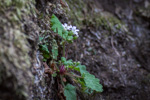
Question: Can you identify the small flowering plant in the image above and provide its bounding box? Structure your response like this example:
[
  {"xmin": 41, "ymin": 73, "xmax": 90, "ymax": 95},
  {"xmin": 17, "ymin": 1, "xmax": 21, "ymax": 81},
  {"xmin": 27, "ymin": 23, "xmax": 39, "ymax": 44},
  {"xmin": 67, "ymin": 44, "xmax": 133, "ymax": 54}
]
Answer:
[{"xmin": 39, "ymin": 14, "xmax": 103, "ymax": 100}]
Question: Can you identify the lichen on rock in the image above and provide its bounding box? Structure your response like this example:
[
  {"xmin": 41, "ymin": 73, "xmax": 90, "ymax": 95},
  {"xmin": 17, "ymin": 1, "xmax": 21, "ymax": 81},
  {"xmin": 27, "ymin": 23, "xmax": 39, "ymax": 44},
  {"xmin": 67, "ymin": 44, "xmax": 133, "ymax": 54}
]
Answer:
[{"xmin": 0, "ymin": 0, "xmax": 36, "ymax": 99}]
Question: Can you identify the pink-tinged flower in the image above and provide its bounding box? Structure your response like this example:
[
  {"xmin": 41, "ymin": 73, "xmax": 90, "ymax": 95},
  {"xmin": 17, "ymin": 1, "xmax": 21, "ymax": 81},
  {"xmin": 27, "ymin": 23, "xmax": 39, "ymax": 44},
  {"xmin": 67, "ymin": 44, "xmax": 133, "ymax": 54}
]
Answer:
[{"xmin": 59, "ymin": 65, "xmax": 66, "ymax": 75}]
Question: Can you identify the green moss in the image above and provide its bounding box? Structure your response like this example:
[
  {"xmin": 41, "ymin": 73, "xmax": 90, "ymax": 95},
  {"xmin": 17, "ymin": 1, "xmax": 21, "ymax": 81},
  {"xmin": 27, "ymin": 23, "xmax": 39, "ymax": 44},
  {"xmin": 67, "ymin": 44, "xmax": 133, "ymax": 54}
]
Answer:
[
  {"xmin": 65, "ymin": 0, "xmax": 86, "ymax": 27},
  {"xmin": 65, "ymin": 0, "xmax": 127, "ymax": 34},
  {"xmin": 0, "ymin": 0, "xmax": 36, "ymax": 99},
  {"xmin": 0, "ymin": 0, "xmax": 35, "ymax": 22}
]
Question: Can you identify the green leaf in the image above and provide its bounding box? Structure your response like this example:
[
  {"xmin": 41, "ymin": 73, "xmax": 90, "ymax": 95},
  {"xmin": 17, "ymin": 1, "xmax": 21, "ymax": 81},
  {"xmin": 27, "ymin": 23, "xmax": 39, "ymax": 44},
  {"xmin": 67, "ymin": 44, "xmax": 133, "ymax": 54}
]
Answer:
[
  {"xmin": 64, "ymin": 60, "xmax": 73, "ymax": 66},
  {"xmin": 76, "ymin": 78, "xmax": 86, "ymax": 88},
  {"xmin": 40, "ymin": 44, "xmax": 49, "ymax": 53},
  {"xmin": 62, "ymin": 30, "xmax": 68, "ymax": 40},
  {"xmin": 67, "ymin": 36, "xmax": 73, "ymax": 41},
  {"xmin": 43, "ymin": 58, "xmax": 47, "ymax": 62},
  {"xmin": 61, "ymin": 57, "xmax": 66, "ymax": 62},
  {"xmin": 74, "ymin": 64, "xmax": 103, "ymax": 93},
  {"xmin": 73, "ymin": 36, "xmax": 78, "ymax": 40},
  {"xmin": 68, "ymin": 31, "xmax": 74, "ymax": 36},
  {"xmin": 50, "ymin": 14, "xmax": 64, "ymax": 36},
  {"xmin": 75, "ymin": 65, "xmax": 87, "ymax": 75},
  {"xmin": 52, "ymin": 40, "xmax": 58, "ymax": 60},
  {"xmin": 39, "ymin": 44, "xmax": 50, "ymax": 60},
  {"xmin": 64, "ymin": 84, "xmax": 76, "ymax": 100},
  {"xmin": 83, "ymin": 73, "xmax": 103, "ymax": 92},
  {"xmin": 84, "ymin": 88, "xmax": 94, "ymax": 94},
  {"xmin": 61, "ymin": 57, "xmax": 73, "ymax": 66},
  {"xmin": 68, "ymin": 65, "xmax": 74, "ymax": 69},
  {"xmin": 42, "ymin": 52, "xmax": 50, "ymax": 60}
]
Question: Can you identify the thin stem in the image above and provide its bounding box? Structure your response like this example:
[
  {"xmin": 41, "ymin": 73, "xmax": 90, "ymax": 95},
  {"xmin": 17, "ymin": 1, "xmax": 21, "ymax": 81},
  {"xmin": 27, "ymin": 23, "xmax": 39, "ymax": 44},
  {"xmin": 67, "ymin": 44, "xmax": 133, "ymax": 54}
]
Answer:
[
  {"xmin": 66, "ymin": 73, "xmax": 83, "ymax": 78},
  {"xmin": 63, "ymin": 41, "xmax": 66, "ymax": 57},
  {"xmin": 60, "ymin": 75, "xmax": 65, "ymax": 87}
]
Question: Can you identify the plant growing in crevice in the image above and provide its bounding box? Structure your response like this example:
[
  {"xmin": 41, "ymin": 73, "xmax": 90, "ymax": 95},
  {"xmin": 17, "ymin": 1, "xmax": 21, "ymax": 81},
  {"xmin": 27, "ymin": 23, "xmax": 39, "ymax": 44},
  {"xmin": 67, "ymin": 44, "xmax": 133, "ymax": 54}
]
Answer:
[{"xmin": 39, "ymin": 14, "xmax": 103, "ymax": 100}]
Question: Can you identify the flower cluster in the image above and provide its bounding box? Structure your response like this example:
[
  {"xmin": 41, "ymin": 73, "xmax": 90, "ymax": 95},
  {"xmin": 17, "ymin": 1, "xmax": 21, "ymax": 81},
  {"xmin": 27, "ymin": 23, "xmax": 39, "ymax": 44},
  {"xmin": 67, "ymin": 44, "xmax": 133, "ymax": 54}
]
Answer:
[{"xmin": 62, "ymin": 23, "xmax": 79, "ymax": 37}]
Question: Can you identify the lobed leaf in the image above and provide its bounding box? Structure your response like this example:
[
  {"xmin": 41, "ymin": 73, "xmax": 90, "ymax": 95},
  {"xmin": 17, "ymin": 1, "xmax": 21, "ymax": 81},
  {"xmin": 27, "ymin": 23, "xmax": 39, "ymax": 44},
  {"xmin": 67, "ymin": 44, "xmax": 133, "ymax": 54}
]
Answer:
[
  {"xmin": 50, "ymin": 14, "xmax": 74, "ymax": 41},
  {"xmin": 64, "ymin": 84, "xmax": 76, "ymax": 100},
  {"xmin": 74, "ymin": 65, "xmax": 87, "ymax": 75},
  {"xmin": 83, "ymin": 73, "xmax": 103, "ymax": 92},
  {"xmin": 39, "ymin": 44, "xmax": 50, "ymax": 60},
  {"xmin": 50, "ymin": 14, "xmax": 64, "ymax": 36},
  {"xmin": 61, "ymin": 57, "xmax": 66, "ymax": 62},
  {"xmin": 40, "ymin": 44, "xmax": 49, "ymax": 53}
]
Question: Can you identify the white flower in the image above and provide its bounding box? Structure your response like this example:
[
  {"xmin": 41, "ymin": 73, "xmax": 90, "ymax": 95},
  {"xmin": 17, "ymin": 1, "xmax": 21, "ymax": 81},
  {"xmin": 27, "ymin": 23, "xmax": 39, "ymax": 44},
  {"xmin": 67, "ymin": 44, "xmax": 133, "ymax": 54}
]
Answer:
[
  {"xmin": 71, "ymin": 26, "xmax": 79, "ymax": 37},
  {"xmin": 62, "ymin": 23, "xmax": 79, "ymax": 37},
  {"xmin": 62, "ymin": 23, "xmax": 72, "ymax": 30},
  {"xmin": 68, "ymin": 25, "xmax": 72, "ymax": 30}
]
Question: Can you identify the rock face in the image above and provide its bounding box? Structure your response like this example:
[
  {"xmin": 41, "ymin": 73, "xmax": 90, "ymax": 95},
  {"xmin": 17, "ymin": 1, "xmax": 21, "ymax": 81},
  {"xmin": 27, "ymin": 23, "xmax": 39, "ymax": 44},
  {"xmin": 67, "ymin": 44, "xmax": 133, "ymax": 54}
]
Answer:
[
  {"xmin": 0, "ymin": 0, "xmax": 150, "ymax": 100},
  {"xmin": 66, "ymin": 0, "xmax": 150, "ymax": 100},
  {"xmin": 0, "ymin": 0, "xmax": 35, "ymax": 100}
]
